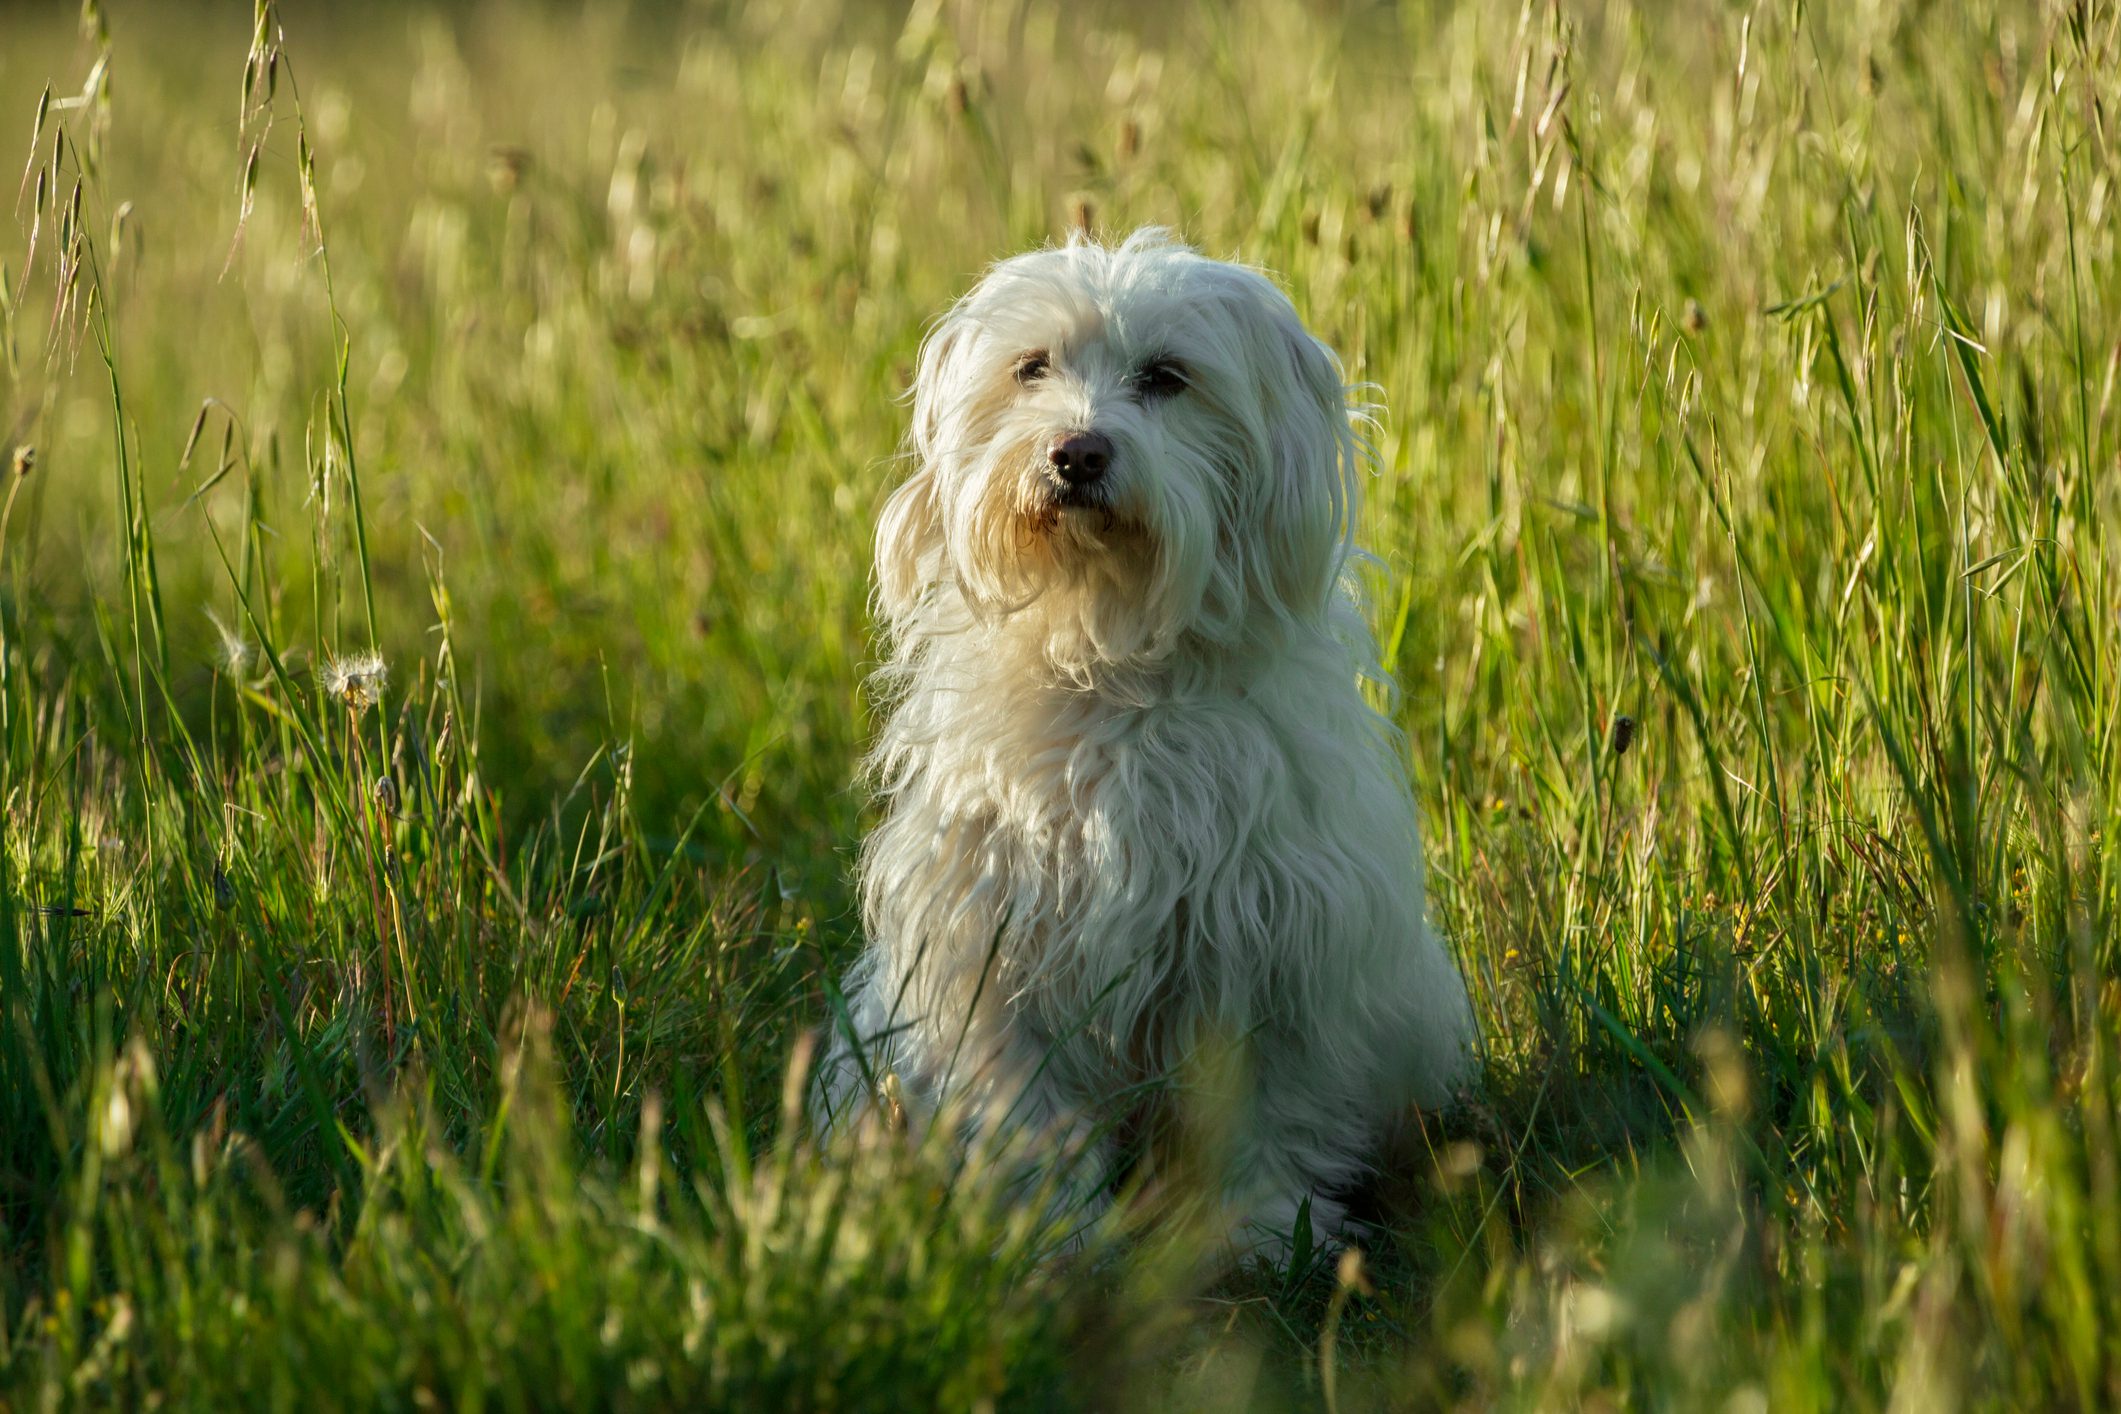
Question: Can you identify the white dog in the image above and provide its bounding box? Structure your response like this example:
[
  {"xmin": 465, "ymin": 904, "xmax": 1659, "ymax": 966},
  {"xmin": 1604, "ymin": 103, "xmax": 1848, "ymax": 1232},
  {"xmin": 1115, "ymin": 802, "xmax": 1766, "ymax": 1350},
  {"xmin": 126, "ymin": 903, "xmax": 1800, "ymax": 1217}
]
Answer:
[{"xmin": 816, "ymin": 228, "xmax": 1474, "ymax": 1257}]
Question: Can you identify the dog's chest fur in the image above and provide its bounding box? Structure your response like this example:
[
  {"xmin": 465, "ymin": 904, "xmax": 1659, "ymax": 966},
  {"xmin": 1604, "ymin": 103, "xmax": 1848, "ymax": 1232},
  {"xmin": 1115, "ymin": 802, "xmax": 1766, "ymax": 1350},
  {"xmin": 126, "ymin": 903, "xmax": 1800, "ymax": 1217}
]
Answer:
[{"xmin": 863, "ymin": 624, "xmax": 1417, "ymax": 1085}]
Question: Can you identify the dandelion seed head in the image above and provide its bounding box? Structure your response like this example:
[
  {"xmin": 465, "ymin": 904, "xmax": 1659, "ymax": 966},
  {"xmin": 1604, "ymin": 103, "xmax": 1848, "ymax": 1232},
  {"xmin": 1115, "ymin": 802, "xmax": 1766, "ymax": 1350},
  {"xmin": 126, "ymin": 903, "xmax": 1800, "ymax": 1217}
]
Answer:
[
  {"xmin": 206, "ymin": 608, "xmax": 253, "ymax": 678},
  {"xmin": 321, "ymin": 649, "xmax": 388, "ymax": 710}
]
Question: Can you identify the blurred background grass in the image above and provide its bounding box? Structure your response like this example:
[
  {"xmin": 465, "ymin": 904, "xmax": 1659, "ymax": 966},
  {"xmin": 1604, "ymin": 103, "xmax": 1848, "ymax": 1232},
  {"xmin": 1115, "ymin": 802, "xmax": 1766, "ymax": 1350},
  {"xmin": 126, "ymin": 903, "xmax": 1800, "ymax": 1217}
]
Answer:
[{"xmin": 2, "ymin": 0, "xmax": 2118, "ymax": 1407}]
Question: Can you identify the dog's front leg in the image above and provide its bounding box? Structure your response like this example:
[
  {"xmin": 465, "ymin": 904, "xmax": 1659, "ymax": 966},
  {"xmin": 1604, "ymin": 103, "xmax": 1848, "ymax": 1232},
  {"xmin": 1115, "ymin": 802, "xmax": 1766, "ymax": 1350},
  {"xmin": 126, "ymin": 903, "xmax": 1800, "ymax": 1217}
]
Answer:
[{"xmin": 1217, "ymin": 1053, "xmax": 1378, "ymax": 1264}]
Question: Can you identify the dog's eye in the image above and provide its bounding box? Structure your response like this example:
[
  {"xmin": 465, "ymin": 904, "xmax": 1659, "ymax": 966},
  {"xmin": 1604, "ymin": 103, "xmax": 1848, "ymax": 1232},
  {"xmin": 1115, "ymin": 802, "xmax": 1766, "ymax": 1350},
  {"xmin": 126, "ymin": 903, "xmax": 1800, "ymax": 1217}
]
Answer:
[
  {"xmin": 1132, "ymin": 358, "xmax": 1187, "ymax": 400},
  {"xmin": 1014, "ymin": 350, "xmax": 1051, "ymax": 385}
]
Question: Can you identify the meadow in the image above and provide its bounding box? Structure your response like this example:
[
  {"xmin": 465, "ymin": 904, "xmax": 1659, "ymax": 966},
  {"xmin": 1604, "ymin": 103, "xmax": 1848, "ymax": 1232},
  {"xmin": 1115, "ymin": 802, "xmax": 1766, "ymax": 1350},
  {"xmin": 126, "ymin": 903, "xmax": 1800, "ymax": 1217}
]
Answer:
[{"xmin": 1, "ymin": 0, "xmax": 2117, "ymax": 1406}]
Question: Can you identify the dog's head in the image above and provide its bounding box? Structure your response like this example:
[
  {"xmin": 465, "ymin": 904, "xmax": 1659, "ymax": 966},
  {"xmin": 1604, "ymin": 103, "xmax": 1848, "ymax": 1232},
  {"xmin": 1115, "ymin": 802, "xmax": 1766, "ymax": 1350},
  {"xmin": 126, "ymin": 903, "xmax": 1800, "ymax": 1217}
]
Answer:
[{"xmin": 878, "ymin": 228, "xmax": 1361, "ymax": 668}]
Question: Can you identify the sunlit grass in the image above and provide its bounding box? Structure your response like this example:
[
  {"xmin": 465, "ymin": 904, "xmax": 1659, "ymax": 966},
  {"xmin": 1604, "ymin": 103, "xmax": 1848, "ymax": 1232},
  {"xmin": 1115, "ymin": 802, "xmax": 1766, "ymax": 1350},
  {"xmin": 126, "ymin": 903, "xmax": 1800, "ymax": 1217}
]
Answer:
[{"xmin": 2, "ymin": 0, "xmax": 2117, "ymax": 1406}]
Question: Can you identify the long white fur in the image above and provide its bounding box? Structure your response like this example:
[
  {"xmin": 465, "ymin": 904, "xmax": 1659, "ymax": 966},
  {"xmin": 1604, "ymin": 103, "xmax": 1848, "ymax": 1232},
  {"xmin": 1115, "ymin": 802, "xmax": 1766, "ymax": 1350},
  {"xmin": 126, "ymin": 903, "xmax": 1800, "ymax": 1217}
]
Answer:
[{"xmin": 816, "ymin": 227, "xmax": 1475, "ymax": 1255}]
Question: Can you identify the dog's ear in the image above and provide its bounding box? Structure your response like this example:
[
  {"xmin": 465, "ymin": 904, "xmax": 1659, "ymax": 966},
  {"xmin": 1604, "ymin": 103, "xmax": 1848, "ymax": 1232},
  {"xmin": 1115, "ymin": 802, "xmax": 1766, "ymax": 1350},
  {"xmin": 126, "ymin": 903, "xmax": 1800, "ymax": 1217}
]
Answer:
[
  {"xmin": 1254, "ymin": 309, "xmax": 1357, "ymax": 622},
  {"xmin": 875, "ymin": 465, "xmax": 940, "ymax": 624},
  {"xmin": 875, "ymin": 314, "xmax": 968, "ymax": 623}
]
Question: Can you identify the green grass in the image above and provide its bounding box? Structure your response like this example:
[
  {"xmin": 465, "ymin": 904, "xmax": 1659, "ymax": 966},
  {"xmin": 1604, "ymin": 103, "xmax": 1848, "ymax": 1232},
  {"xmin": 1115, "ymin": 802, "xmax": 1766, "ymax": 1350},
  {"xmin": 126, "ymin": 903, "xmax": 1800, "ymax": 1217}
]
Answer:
[{"xmin": 2, "ymin": 0, "xmax": 2117, "ymax": 1406}]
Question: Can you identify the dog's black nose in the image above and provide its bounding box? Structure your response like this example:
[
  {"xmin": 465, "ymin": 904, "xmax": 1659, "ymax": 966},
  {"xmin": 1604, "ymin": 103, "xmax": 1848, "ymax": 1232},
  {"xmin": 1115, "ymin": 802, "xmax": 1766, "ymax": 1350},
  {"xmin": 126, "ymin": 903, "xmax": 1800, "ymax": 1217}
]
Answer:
[{"xmin": 1047, "ymin": 431, "xmax": 1113, "ymax": 487}]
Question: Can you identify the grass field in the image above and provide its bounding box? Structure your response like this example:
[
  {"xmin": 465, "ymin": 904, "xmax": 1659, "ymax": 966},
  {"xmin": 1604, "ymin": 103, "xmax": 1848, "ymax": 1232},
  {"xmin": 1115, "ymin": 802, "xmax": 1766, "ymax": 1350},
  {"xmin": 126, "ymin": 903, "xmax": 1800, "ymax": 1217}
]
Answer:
[{"xmin": 2, "ymin": 0, "xmax": 2118, "ymax": 1406}]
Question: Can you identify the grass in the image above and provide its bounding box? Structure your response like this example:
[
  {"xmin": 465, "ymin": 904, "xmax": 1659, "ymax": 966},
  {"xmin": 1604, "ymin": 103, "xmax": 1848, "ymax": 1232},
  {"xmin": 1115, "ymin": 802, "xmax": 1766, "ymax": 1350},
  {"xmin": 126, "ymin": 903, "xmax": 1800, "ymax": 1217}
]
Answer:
[{"xmin": 1, "ymin": 0, "xmax": 2117, "ymax": 1406}]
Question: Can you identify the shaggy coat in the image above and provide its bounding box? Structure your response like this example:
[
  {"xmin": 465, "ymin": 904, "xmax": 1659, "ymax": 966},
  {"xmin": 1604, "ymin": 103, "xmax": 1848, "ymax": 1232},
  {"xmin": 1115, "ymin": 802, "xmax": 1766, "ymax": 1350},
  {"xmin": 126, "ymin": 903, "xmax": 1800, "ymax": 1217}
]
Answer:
[{"xmin": 817, "ymin": 229, "xmax": 1474, "ymax": 1254}]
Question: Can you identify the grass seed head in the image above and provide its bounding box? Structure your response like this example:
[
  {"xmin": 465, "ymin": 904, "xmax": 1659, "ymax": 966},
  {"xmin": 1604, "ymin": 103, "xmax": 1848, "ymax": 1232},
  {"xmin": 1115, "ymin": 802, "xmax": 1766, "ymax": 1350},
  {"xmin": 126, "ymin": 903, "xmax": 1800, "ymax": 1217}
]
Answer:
[{"xmin": 1611, "ymin": 713, "xmax": 1637, "ymax": 757}]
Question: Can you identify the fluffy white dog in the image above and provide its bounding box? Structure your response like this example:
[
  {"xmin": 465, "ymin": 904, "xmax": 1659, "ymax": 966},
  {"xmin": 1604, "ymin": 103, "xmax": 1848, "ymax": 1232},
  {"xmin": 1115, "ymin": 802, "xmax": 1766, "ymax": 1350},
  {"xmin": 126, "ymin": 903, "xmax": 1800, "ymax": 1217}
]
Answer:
[{"xmin": 816, "ymin": 228, "xmax": 1474, "ymax": 1257}]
